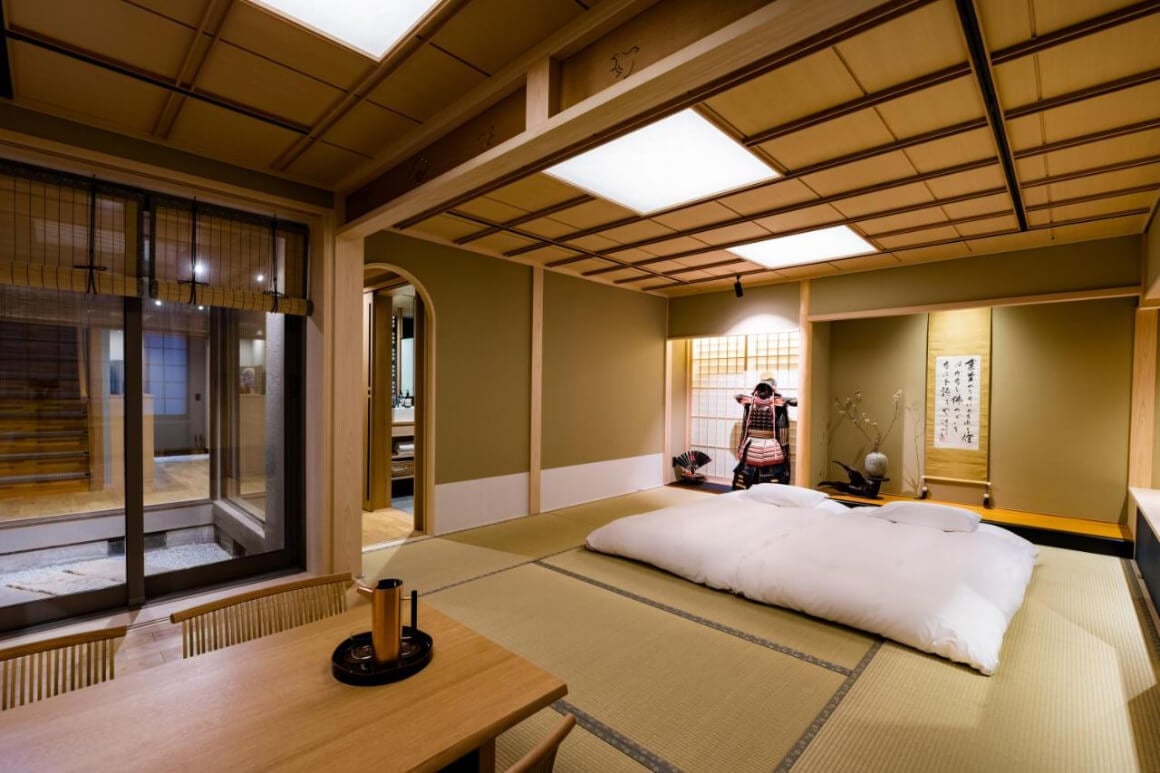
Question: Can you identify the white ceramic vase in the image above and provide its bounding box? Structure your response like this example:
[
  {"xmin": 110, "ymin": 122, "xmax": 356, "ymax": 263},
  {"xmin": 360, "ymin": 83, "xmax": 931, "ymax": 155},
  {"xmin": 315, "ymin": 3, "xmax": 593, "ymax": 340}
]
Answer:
[{"xmin": 864, "ymin": 450, "xmax": 888, "ymax": 479}]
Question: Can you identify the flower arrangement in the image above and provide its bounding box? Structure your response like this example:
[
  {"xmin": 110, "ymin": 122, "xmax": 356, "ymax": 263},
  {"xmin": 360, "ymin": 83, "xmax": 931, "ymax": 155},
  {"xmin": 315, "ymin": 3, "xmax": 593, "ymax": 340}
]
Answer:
[{"xmin": 833, "ymin": 389, "xmax": 903, "ymax": 452}]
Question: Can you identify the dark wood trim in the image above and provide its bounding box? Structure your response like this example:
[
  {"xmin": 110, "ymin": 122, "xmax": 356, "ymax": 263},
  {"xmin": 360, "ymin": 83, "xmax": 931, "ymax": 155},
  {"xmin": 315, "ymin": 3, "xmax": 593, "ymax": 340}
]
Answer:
[
  {"xmin": 991, "ymin": 0, "xmax": 1160, "ymax": 65},
  {"xmin": 1138, "ymin": 510, "xmax": 1160, "ymax": 608},
  {"xmin": 444, "ymin": 208, "xmax": 690, "ymax": 283},
  {"xmin": 124, "ymin": 297, "xmax": 145, "ymax": 607},
  {"xmin": 745, "ymin": 64, "xmax": 971, "ymax": 147},
  {"xmin": 454, "ymin": 194, "xmax": 594, "ymax": 244},
  {"xmin": 0, "ymin": 1, "xmax": 14, "ymax": 100},
  {"xmin": 1006, "ymin": 67, "xmax": 1160, "ymax": 120},
  {"xmin": 5, "ymin": 26, "xmax": 311, "ymax": 135},
  {"xmin": 954, "ymin": 0, "xmax": 1027, "ymax": 231}
]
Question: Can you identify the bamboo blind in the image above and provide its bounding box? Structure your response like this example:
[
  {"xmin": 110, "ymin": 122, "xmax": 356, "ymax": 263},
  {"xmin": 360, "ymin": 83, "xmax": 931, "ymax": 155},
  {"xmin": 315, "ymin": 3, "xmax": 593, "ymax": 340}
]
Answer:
[
  {"xmin": 151, "ymin": 200, "xmax": 309, "ymax": 315},
  {"xmin": 0, "ymin": 626, "xmax": 127, "ymax": 711}
]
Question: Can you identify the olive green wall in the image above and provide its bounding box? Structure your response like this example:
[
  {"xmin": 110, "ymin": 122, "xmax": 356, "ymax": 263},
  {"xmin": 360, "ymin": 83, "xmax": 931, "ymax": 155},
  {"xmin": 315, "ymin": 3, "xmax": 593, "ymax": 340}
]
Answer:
[
  {"xmin": 669, "ymin": 339, "xmax": 690, "ymax": 473},
  {"xmin": 667, "ymin": 281, "xmax": 799, "ymax": 339},
  {"xmin": 808, "ymin": 322, "xmax": 831, "ymax": 488},
  {"xmin": 542, "ymin": 272, "xmax": 667, "ymax": 468},
  {"xmin": 991, "ymin": 298, "xmax": 1135, "ymax": 522},
  {"xmin": 0, "ymin": 104, "xmax": 333, "ymax": 208},
  {"xmin": 811, "ymin": 237, "xmax": 1141, "ymax": 318},
  {"xmin": 364, "ymin": 232, "xmax": 531, "ymax": 484},
  {"xmin": 826, "ymin": 315, "xmax": 928, "ymax": 495},
  {"xmin": 1144, "ymin": 215, "xmax": 1160, "ymax": 299}
]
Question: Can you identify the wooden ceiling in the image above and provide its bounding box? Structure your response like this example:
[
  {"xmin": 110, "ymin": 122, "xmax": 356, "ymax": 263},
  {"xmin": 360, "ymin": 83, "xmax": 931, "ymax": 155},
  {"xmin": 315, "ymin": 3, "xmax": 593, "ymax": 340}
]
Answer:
[{"xmin": 2, "ymin": 0, "xmax": 1159, "ymax": 297}]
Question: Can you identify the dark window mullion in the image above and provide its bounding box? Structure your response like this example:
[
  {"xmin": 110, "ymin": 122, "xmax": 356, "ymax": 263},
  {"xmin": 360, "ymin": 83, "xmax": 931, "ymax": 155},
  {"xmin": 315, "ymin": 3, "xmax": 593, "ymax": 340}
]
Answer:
[{"xmin": 124, "ymin": 296, "xmax": 144, "ymax": 606}]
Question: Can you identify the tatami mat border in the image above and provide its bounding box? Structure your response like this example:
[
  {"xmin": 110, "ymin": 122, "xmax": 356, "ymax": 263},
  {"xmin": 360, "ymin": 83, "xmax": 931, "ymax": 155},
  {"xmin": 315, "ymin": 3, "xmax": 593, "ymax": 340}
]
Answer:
[
  {"xmin": 421, "ymin": 545, "xmax": 580, "ymax": 596},
  {"xmin": 1122, "ymin": 558, "xmax": 1160, "ymax": 659},
  {"xmin": 536, "ymin": 558, "xmax": 855, "ymax": 676},
  {"xmin": 773, "ymin": 641, "xmax": 883, "ymax": 772},
  {"xmin": 551, "ymin": 699, "xmax": 682, "ymax": 773}
]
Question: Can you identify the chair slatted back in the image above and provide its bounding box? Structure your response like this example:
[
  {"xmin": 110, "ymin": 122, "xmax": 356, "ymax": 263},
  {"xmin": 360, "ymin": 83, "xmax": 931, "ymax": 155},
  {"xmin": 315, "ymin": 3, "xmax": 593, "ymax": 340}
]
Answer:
[
  {"xmin": 508, "ymin": 714, "xmax": 576, "ymax": 773},
  {"xmin": 0, "ymin": 626, "xmax": 127, "ymax": 711},
  {"xmin": 170, "ymin": 573, "xmax": 352, "ymax": 659}
]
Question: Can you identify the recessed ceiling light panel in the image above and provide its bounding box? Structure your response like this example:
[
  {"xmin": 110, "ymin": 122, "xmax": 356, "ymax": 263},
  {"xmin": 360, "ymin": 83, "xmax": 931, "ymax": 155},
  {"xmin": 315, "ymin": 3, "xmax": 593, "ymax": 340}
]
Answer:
[
  {"xmin": 249, "ymin": 0, "xmax": 440, "ymax": 59},
  {"xmin": 544, "ymin": 110, "xmax": 779, "ymax": 215},
  {"xmin": 727, "ymin": 225, "xmax": 877, "ymax": 269}
]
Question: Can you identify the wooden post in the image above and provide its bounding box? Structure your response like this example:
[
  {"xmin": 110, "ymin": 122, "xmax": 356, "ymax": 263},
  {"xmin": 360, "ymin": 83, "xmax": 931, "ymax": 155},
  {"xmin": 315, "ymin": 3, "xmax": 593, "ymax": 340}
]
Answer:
[{"xmin": 1129, "ymin": 307, "xmax": 1158, "ymax": 539}]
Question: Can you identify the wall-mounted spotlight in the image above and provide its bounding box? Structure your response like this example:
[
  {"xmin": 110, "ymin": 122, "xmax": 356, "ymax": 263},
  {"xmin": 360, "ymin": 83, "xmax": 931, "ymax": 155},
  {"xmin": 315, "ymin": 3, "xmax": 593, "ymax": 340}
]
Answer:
[{"xmin": 733, "ymin": 275, "xmax": 743, "ymax": 298}]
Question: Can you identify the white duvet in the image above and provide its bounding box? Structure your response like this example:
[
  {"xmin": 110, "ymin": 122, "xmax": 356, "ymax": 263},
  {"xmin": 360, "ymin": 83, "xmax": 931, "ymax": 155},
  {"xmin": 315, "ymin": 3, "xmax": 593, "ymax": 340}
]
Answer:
[{"xmin": 585, "ymin": 491, "xmax": 1038, "ymax": 674}]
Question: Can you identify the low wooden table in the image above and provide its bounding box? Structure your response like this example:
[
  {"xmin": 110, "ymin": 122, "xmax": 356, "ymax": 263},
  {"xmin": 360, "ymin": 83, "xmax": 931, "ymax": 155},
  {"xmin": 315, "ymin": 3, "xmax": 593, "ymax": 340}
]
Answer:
[{"xmin": 0, "ymin": 603, "xmax": 567, "ymax": 772}]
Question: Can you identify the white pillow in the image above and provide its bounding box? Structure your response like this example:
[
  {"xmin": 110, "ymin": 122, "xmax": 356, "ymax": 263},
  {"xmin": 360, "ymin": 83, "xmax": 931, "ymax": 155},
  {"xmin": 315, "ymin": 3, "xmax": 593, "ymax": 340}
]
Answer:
[
  {"xmin": 814, "ymin": 499, "xmax": 853, "ymax": 515},
  {"xmin": 742, "ymin": 483, "xmax": 827, "ymax": 508},
  {"xmin": 866, "ymin": 501, "xmax": 981, "ymax": 532}
]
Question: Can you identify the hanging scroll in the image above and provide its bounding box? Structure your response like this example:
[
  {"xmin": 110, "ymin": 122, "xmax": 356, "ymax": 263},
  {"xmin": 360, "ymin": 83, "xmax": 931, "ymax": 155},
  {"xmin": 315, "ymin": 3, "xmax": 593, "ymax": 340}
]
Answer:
[
  {"xmin": 934, "ymin": 355, "xmax": 981, "ymax": 450},
  {"xmin": 925, "ymin": 308, "xmax": 991, "ymax": 486}
]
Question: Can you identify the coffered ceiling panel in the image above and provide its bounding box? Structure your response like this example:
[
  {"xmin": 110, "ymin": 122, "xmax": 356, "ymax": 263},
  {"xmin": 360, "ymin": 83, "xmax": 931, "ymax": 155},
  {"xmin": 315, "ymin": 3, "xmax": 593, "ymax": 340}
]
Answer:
[
  {"xmin": 10, "ymin": 42, "xmax": 171, "ymax": 136},
  {"xmin": 516, "ymin": 218, "xmax": 579, "ymax": 240},
  {"xmin": 1047, "ymin": 191, "xmax": 1157, "ymax": 222},
  {"xmin": 752, "ymin": 203, "xmax": 846, "ymax": 234},
  {"xmin": 830, "ymin": 181, "xmax": 935, "ymax": 219},
  {"xmin": 1030, "ymin": 0, "xmax": 1142, "ymax": 34},
  {"xmin": 923, "ymin": 165, "xmax": 1006, "ymax": 199},
  {"xmin": 543, "ymin": 198, "xmax": 635, "ymax": 231},
  {"xmin": 902, "ymin": 127, "xmax": 996, "ymax": 173},
  {"xmin": 196, "ymin": 43, "xmax": 342, "ymax": 125},
  {"xmin": 467, "ymin": 231, "xmax": 542, "ymax": 254},
  {"xmin": 284, "ymin": 141, "xmax": 366, "ymax": 188},
  {"xmin": 367, "ymin": 46, "xmax": 489, "ymax": 123},
  {"xmin": 718, "ymin": 179, "xmax": 821, "ymax": 217},
  {"xmin": 856, "ymin": 206, "xmax": 950, "ymax": 236},
  {"xmin": 1047, "ymin": 212, "xmax": 1147, "ymax": 241},
  {"xmin": 1028, "ymin": 81, "xmax": 1160, "ymax": 144},
  {"xmin": 454, "ymin": 197, "xmax": 529, "ymax": 223},
  {"xmin": 953, "ymin": 213, "xmax": 1018, "ymax": 237},
  {"xmin": 891, "ymin": 241, "xmax": 971, "ymax": 265},
  {"xmin": 8, "ymin": 0, "xmax": 192, "ymax": 78},
  {"xmin": 167, "ymin": 99, "xmax": 301, "ymax": 170},
  {"xmin": 704, "ymin": 49, "xmax": 864, "ymax": 137},
  {"xmin": 694, "ymin": 221, "xmax": 771, "ymax": 247},
  {"xmin": 220, "ymin": 2, "xmax": 371, "ymax": 90},
  {"xmin": 410, "ymin": 214, "xmax": 486, "ymax": 243},
  {"xmin": 323, "ymin": 102, "xmax": 420, "ymax": 157},
  {"xmin": 875, "ymin": 77, "xmax": 986, "ymax": 137},
  {"xmin": 941, "ymin": 192, "xmax": 1014, "ymax": 219},
  {"xmin": 800, "ymin": 151, "xmax": 918, "ymax": 198},
  {"xmin": 876, "ymin": 224, "xmax": 962, "ymax": 250},
  {"xmin": 758, "ymin": 110, "xmax": 896, "ymax": 170},
  {"xmin": 975, "ymin": 0, "xmax": 1032, "ymax": 50},
  {"xmin": 636, "ymin": 236, "xmax": 715, "ymax": 258},
  {"xmin": 431, "ymin": 0, "xmax": 583, "ymax": 75},
  {"xmin": 652, "ymin": 201, "xmax": 746, "ymax": 231},
  {"xmin": 833, "ymin": 0, "xmax": 967, "ymax": 92},
  {"xmin": 126, "ymin": 0, "xmax": 211, "ymax": 28},
  {"xmin": 1034, "ymin": 15, "xmax": 1160, "ymax": 99},
  {"xmin": 598, "ymin": 221, "xmax": 679, "ymax": 245},
  {"xmin": 1044, "ymin": 165, "xmax": 1160, "ymax": 202},
  {"xmin": 1040, "ymin": 129, "xmax": 1160, "ymax": 176},
  {"xmin": 486, "ymin": 175, "xmax": 585, "ymax": 211},
  {"xmin": 992, "ymin": 57, "xmax": 1040, "ymax": 108},
  {"xmin": 518, "ymin": 245, "xmax": 586, "ymax": 266}
]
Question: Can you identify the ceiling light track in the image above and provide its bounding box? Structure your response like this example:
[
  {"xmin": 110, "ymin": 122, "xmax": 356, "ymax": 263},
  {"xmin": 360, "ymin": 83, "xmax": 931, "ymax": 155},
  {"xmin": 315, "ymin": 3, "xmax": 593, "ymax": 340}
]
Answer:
[{"xmin": 954, "ymin": 0, "xmax": 1027, "ymax": 231}]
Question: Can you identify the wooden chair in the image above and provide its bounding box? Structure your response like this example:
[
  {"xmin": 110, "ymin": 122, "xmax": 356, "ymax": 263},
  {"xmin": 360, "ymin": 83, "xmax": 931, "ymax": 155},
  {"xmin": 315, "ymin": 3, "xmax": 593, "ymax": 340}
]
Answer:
[
  {"xmin": 169, "ymin": 573, "xmax": 352, "ymax": 659},
  {"xmin": 1, "ymin": 626, "xmax": 127, "ymax": 711},
  {"xmin": 508, "ymin": 714, "xmax": 576, "ymax": 773}
]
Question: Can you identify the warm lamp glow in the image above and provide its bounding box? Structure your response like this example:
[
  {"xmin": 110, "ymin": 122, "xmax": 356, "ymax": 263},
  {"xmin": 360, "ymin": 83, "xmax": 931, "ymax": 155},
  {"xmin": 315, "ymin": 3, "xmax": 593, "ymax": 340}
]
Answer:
[
  {"xmin": 727, "ymin": 226, "xmax": 877, "ymax": 269},
  {"xmin": 248, "ymin": 0, "xmax": 440, "ymax": 59},
  {"xmin": 544, "ymin": 110, "xmax": 779, "ymax": 214}
]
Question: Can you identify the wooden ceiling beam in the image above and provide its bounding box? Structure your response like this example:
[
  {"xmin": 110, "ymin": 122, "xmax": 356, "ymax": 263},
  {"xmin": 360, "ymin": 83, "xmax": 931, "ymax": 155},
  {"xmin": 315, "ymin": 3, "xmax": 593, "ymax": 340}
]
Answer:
[
  {"xmin": 991, "ymin": 0, "xmax": 1160, "ymax": 65},
  {"xmin": 342, "ymin": 0, "xmax": 937, "ymax": 237},
  {"xmin": 271, "ymin": 0, "xmax": 472, "ymax": 172},
  {"xmin": 953, "ymin": 0, "xmax": 1027, "ymax": 230},
  {"xmin": 152, "ymin": 0, "xmax": 236, "ymax": 139}
]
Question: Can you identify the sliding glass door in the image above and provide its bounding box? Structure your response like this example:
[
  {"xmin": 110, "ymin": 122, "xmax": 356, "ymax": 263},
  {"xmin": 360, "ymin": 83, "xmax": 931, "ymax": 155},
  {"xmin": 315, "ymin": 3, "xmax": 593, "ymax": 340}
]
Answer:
[{"xmin": 0, "ymin": 159, "xmax": 307, "ymax": 632}]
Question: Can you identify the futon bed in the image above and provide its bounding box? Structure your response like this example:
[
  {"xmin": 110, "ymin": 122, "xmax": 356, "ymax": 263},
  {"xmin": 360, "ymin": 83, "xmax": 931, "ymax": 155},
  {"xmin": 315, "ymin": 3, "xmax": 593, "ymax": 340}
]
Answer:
[{"xmin": 585, "ymin": 485, "xmax": 1038, "ymax": 674}]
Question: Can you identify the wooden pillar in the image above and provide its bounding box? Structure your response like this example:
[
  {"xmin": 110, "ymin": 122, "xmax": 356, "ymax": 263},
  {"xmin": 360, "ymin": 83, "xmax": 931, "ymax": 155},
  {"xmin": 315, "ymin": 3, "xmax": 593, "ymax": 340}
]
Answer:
[
  {"xmin": 525, "ymin": 57, "xmax": 560, "ymax": 131},
  {"xmin": 795, "ymin": 281, "xmax": 812, "ymax": 487},
  {"xmin": 529, "ymin": 267, "xmax": 543, "ymax": 514},
  {"xmin": 330, "ymin": 234, "xmax": 364, "ymax": 574},
  {"xmin": 1129, "ymin": 307, "xmax": 1158, "ymax": 539}
]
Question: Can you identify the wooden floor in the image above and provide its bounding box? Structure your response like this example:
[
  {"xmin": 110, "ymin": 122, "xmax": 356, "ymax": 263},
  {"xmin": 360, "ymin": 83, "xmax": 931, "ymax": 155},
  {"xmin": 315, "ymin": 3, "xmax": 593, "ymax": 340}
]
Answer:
[{"xmin": 362, "ymin": 507, "xmax": 415, "ymax": 547}]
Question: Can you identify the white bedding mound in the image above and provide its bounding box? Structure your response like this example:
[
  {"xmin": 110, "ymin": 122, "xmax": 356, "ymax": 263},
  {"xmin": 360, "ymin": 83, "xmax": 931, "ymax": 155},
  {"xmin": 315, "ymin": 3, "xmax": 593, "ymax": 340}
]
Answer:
[{"xmin": 585, "ymin": 491, "xmax": 1038, "ymax": 674}]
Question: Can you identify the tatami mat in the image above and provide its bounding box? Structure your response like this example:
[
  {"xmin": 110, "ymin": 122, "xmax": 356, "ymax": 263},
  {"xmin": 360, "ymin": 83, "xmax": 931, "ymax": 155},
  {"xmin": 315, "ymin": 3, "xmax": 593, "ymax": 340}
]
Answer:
[
  {"xmin": 792, "ymin": 548, "xmax": 1160, "ymax": 773},
  {"xmin": 543, "ymin": 548, "xmax": 875, "ymax": 670},
  {"xmin": 427, "ymin": 563, "xmax": 846, "ymax": 772},
  {"xmin": 361, "ymin": 537, "xmax": 528, "ymax": 594},
  {"xmin": 496, "ymin": 706, "xmax": 651, "ymax": 773}
]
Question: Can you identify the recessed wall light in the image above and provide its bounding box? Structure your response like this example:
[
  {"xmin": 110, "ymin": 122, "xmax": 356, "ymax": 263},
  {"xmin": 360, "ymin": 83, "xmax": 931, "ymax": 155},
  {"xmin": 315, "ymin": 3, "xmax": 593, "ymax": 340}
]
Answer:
[
  {"xmin": 248, "ymin": 0, "xmax": 440, "ymax": 59},
  {"xmin": 727, "ymin": 225, "xmax": 877, "ymax": 269},
  {"xmin": 255, "ymin": 273, "xmax": 265, "ymax": 283},
  {"xmin": 544, "ymin": 109, "xmax": 779, "ymax": 215}
]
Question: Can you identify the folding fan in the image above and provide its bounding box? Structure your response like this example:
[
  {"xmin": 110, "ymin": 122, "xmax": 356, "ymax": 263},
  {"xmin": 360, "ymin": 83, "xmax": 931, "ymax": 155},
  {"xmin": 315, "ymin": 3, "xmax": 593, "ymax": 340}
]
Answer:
[{"xmin": 672, "ymin": 450, "xmax": 712, "ymax": 484}]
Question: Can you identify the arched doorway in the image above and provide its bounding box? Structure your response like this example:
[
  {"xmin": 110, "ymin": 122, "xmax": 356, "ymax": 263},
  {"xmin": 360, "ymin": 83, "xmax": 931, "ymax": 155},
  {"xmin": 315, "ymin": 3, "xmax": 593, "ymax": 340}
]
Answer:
[{"xmin": 360, "ymin": 264, "xmax": 435, "ymax": 547}]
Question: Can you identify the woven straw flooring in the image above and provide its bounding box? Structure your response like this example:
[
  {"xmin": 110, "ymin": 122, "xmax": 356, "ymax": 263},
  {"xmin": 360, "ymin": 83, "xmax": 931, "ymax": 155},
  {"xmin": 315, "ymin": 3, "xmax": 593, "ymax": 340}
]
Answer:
[{"xmin": 362, "ymin": 488, "xmax": 1160, "ymax": 772}]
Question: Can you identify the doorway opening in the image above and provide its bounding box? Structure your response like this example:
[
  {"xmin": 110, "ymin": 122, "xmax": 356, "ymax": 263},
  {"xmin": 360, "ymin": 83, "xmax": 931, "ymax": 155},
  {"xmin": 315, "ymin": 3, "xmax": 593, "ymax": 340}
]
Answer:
[{"xmin": 362, "ymin": 267, "xmax": 426, "ymax": 548}]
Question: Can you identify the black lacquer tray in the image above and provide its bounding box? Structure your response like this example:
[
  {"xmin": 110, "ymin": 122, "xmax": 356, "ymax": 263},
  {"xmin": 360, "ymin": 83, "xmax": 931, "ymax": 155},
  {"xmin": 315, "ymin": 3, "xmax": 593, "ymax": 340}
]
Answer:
[{"xmin": 331, "ymin": 626, "xmax": 434, "ymax": 686}]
